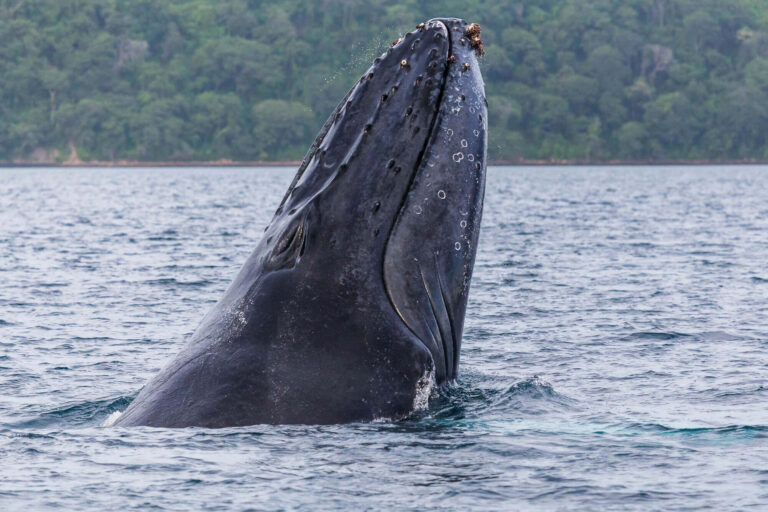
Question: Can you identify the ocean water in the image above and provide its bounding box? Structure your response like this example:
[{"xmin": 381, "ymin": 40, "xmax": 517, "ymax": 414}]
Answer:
[{"xmin": 1, "ymin": 165, "xmax": 766, "ymax": 510}]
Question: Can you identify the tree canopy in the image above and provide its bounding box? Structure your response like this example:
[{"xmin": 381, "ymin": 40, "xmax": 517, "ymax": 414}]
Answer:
[{"xmin": 2, "ymin": 0, "xmax": 768, "ymax": 163}]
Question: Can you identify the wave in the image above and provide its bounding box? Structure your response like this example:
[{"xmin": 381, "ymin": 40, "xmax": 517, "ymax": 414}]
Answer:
[
  {"xmin": 491, "ymin": 376, "xmax": 576, "ymax": 414},
  {"xmin": 145, "ymin": 278, "xmax": 213, "ymax": 287},
  {"xmin": 413, "ymin": 375, "xmax": 576, "ymax": 423},
  {"xmin": 622, "ymin": 331, "xmax": 691, "ymax": 341},
  {"xmin": 8, "ymin": 395, "xmax": 134, "ymax": 429},
  {"xmin": 624, "ymin": 330, "xmax": 750, "ymax": 343},
  {"xmin": 617, "ymin": 422, "xmax": 768, "ymax": 439},
  {"xmin": 714, "ymin": 385, "xmax": 767, "ymax": 399}
]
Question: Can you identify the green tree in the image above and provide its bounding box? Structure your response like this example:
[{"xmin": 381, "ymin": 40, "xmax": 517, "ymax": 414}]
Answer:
[
  {"xmin": 3, "ymin": 0, "xmax": 768, "ymax": 163},
  {"xmin": 252, "ymin": 100, "xmax": 315, "ymax": 160},
  {"xmin": 617, "ymin": 122, "xmax": 649, "ymax": 159},
  {"xmin": 644, "ymin": 92, "xmax": 698, "ymax": 156}
]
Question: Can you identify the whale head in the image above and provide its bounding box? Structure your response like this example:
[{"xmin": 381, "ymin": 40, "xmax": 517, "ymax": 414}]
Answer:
[{"xmin": 251, "ymin": 18, "xmax": 488, "ymax": 385}]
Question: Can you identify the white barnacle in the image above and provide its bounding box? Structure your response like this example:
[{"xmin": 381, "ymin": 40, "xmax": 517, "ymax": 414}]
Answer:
[
  {"xmin": 437, "ymin": 190, "xmax": 446, "ymax": 200},
  {"xmin": 473, "ymin": 129, "xmax": 480, "ymax": 137},
  {"xmin": 454, "ymin": 242, "xmax": 461, "ymax": 251},
  {"xmin": 413, "ymin": 205, "xmax": 423, "ymax": 215},
  {"xmin": 445, "ymin": 128, "xmax": 454, "ymax": 140},
  {"xmin": 467, "ymin": 154, "xmax": 475, "ymax": 162},
  {"xmin": 460, "ymin": 220, "xmax": 468, "ymax": 228},
  {"xmin": 453, "ymin": 152, "xmax": 464, "ymax": 163},
  {"xmin": 461, "ymin": 139, "xmax": 468, "ymax": 148}
]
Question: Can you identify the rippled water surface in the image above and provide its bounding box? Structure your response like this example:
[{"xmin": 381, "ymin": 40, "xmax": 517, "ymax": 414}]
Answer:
[{"xmin": 1, "ymin": 166, "xmax": 767, "ymax": 510}]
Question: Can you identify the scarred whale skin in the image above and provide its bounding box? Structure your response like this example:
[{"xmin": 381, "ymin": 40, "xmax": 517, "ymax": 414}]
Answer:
[{"xmin": 115, "ymin": 18, "xmax": 487, "ymax": 427}]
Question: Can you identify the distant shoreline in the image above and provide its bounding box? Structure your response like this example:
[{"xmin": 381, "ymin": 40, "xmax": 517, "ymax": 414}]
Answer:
[{"xmin": 3, "ymin": 159, "xmax": 768, "ymax": 168}]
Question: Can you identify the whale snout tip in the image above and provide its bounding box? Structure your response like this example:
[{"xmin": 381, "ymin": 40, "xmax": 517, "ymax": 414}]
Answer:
[{"xmin": 420, "ymin": 18, "xmax": 484, "ymax": 58}]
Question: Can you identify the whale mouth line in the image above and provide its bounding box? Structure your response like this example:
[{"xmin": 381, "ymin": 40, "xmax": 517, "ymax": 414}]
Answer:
[
  {"xmin": 381, "ymin": 20, "xmax": 461, "ymax": 379},
  {"xmin": 380, "ymin": 19, "xmax": 487, "ymax": 386},
  {"xmin": 386, "ymin": 19, "xmax": 454, "ymax": 246},
  {"xmin": 378, "ymin": 20, "xmax": 455, "ymax": 361}
]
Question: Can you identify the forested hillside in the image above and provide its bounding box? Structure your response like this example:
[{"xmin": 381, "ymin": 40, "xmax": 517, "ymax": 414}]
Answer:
[{"xmin": 2, "ymin": 0, "xmax": 768, "ymax": 163}]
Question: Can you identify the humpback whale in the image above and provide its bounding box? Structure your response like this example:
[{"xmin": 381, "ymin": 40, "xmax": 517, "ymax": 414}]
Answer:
[{"xmin": 115, "ymin": 18, "xmax": 488, "ymax": 427}]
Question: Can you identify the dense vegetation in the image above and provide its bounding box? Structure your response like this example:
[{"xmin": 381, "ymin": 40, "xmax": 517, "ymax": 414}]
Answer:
[{"xmin": 3, "ymin": 0, "xmax": 768, "ymax": 163}]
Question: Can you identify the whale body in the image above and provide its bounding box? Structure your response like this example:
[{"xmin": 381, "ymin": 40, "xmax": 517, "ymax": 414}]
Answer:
[{"xmin": 115, "ymin": 18, "xmax": 488, "ymax": 427}]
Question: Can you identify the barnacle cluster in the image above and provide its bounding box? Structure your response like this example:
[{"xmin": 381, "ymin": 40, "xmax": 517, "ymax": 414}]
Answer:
[{"xmin": 465, "ymin": 23, "xmax": 484, "ymax": 57}]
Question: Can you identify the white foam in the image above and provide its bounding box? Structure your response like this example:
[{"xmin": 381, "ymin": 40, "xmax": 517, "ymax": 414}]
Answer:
[
  {"xmin": 413, "ymin": 368, "xmax": 436, "ymax": 411},
  {"xmin": 101, "ymin": 410, "xmax": 123, "ymax": 427}
]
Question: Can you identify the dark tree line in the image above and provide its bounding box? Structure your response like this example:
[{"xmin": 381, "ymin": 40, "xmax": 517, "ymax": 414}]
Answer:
[{"xmin": 2, "ymin": 0, "xmax": 768, "ymax": 162}]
